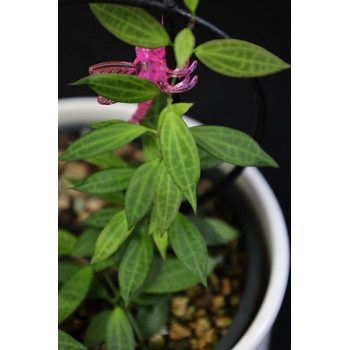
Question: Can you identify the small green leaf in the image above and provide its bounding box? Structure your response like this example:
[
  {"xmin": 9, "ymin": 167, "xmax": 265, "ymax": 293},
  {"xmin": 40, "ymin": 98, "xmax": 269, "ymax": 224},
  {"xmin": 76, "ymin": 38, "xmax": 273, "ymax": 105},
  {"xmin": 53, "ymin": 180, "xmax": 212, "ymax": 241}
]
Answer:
[
  {"xmin": 58, "ymin": 262, "xmax": 81, "ymax": 284},
  {"xmin": 93, "ymin": 256, "xmax": 116, "ymax": 272},
  {"xmin": 91, "ymin": 210, "xmax": 134, "ymax": 264},
  {"xmin": 59, "ymin": 123, "xmax": 148, "ymax": 161},
  {"xmin": 158, "ymin": 102, "xmax": 193, "ymax": 129},
  {"xmin": 153, "ymin": 230, "xmax": 168, "ymax": 260},
  {"xmin": 83, "ymin": 208, "xmax": 122, "ymax": 229},
  {"xmin": 174, "ymin": 28, "xmax": 195, "ymax": 68},
  {"xmin": 119, "ymin": 229, "xmax": 154, "ymax": 305},
  {"xmin": 194, "ymin": 39, "xmax": 290, "ymax": 77},
  {"xmin": 58, "ymin": 229, "xmax": 76, "ymax": 257},
  {"xmin": 184, "ymin": 0, "xmax": 199, "ymax": 13},
  {"xmin": 140, "ymin": 93, "xmax": 168, "ymax": 129},
  {"xmin": 153, "ymin": 161, "xmax": 182, "ymax": 234},
  {"xmin": 84, "ymin": 310, "xmax": 112, "ymax": 348},
  {"xmin": 85, "ymin": 152, "xmax": 128, "ymax": 168},
  {"xmin": 92, "ymin": 191, "xmax": 125, "ymax": 204},
  {"xmin": 198, "ymin": 147, "xmax": 222, "ymax": 169},
  {"xmin": 136, "ymin": 297, "xmax": 169, "ymax": 339},
  {"xmin": 160, "ymin": 111, "xmax": 200, "ymax": 211},
  {"xmin": 142, "ymin": 134, "xmax": 159, "ymax": 162},
  {"xmin": 90, "ymin": 3, "xmax": 171, "ymax": 48},
  {"xmin": 191, "ymin": 125, "xmax": 278, "ymax": 167},
  {"xmin": 144, "ymin": 256, "xmax": 217, "ymax": 294},
  {"xmin": 125, "ymin": 159, "xmax": 160, "ymax": 228},
  {"xmin": 169, "ymin": 213, "xmax": 208, "ymax": 286},
  {"xmin": 58, "ymin": 330, "xmax": 86, "ymax": 350},
  {"xmin": 71, "ymin": 228, "xmax": 101, "ymax": 257},
  {"xmin": 87, "ymin": 120, "xmax": 125, "ymax": 129},
  {"xmin": 72, "ymin": 74, "xmax": 160, "ymax": 103},
  {"xmin": 148, "ymin": 205, "xmax": 158, "ymax": 235},
  {"xmin": 105, "ymin": 306, "xmax": 135, "ymax": 350},
  {"xmin": 73, "ymin": 167, "xmax": 136, "ymax": 194},
  {"xmin": 58, "ymin": 265, "xmax": 93, "ymax": 324},
  {"xmin": 190, "ymin": 216, "xmax": 239, "ymax": 246}
]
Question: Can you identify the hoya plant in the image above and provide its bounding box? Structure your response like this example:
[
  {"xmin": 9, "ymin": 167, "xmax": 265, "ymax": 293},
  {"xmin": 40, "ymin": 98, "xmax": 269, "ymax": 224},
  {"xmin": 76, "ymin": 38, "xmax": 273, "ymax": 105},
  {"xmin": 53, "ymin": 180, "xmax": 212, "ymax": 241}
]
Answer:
[{"xmin": 58, "ymin": 1, "xmax": 290, "ymax": 349}]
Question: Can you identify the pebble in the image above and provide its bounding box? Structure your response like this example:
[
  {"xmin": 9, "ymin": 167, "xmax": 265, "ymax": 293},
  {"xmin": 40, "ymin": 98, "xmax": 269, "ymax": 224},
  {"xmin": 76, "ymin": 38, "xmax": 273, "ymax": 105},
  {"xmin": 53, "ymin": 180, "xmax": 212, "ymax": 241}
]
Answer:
[
  {"xmin": 148, "ymin": 334, "xmax": 165, "ymax": 350},
  {"xmin": 214, "ymin": 316, "xmax": 232, "ymax": 328},
  {"xmin": 208, "ymin": 273, "xmax": 220, "ymax": 292},
  {"xmin": 169, "ymin": 322, "xmax": 192, "ymax": 340},
  {"xmin": 221, "ymin": 278, "xmax": 231, "ymax": 296},
  {"xmin": 58, "ymin": 195, "xmax": 70, "ymax": 211},
  {"xmin": 171, "ymin": 296, "xmax": 190, "ymax": 318},
  {"xmin": 192, "ymin": 316, "xmax": 211, "ymax": 338},
  {"xmin": 198, "ymin": 329, "xmax": 217, "ymax": 350},
  {"xmin": 85, "ymin": 197, "xmax": 104, "ymax": 212},
  {"xmin": 210, "ymin": 295, "xmax": 226, "ymax": 311}
]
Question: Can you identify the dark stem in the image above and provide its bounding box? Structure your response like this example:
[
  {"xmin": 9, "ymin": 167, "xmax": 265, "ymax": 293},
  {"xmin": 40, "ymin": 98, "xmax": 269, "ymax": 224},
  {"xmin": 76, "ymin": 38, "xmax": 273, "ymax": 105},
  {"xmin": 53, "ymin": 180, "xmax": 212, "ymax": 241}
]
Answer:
[{"xmin": 59, "ymin": 0, "xmax": 267, "ymax": 210}]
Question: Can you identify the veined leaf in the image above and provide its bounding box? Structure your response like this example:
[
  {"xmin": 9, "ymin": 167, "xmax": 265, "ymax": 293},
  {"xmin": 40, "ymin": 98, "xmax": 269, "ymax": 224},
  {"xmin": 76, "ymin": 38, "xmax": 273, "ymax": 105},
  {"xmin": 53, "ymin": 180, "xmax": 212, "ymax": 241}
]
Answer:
[
  {"xmin": 58, "ymin": 229, "xmax": 76, "ymax": 257},
  {"xmin": 119, "ymin": 230, "xmax": 154, "ymax": 306},
  {"xmin": 91, "ymin": 210, "xmax": 134, "ymax": 264},
  {"xmin": 58, "ymin": 330, "xmax": 86, "ymax": 350},
  {"xmin": 85, "ymin": 152, "xmax": 128, "ymax": 168},
  {"xmin": 153, "ymin": 161, "xmax": 182, "ymax": 234},
  {"xmin": 58, "ymin": 265, "xmax": 93, "ymax": 324},
  {"xmin": 87, "ymin": 119, "xmax": 125, "ymax": 129},
  {"xmin": 153, "ymin": 230, "xmax": 168, "ymax": 260},
  {"xmin": 125, "ymin": 159, "xmax": 160, "ymax": 228},
  {"xmin": 148, "ymin": 205, "xmax": 158, "ymax": 235},
  {"xmin": 84, "ymin": 310, "xmax": 112, "ymax": 348},
  {"xmin": 83, "ymin": 208, "xmax": 122, "ymax": 229},
  {"xmin": 174, "ymin": 28, "xmax": 195, "ymax": 68},
  {"xmin": 59, "ymin": 123, "xmax": 148, "ymax": 161},
  {"xmin": 144, "ymin": 256, "xmax": 217, "ymax": 294},
  {"xmin": 140, "ymin": 93, "xmax": 168, "ymax": 129},
  {"xmin": 72, "ymin": 74, "xmax": 160, "ymax": 103},
  {"xmin": 142, "ymin": 134, "xmax": 159, "ymax": 162},
  {"xmin": 71, "ymin": 228, "xmax": 101, "ymax": 257},
  {"xmin": 136, "ymin": 297, "xmax": 168, "ymax": 340},
  {"xmin": 158, "ymin": 102, "xmax": 193, "ymax": 129},
  {"xmin": 92, "ymin": 191, "xmax": 125, "ymax": 204},
  {"xmin": 132, "ymin": 293, "xmax": 165, "ymax": 306},
  {"xmin": 184, "ymin": 0, "xmax": 199, "ymax": 13},
  {"xmin": 190, "ymin": 216, "xmax": 239, "ymax": 246},
  {"xmin": 93, "ymin": 256, "xmax": 116, "ymax": 272},
  {"xmin": 90, "ymin": 3, "xmax": 171, "ymax": 48},
  {"xmin": 169, "ymin": 213, "xmax": 208, "ymax": 286},
  {"xmin": 73, "ymin": 167, "xmax": 136, "ymax": 194},
  {"xmin": 105, "ymin": 307, "xmax": 135, "ymax": 350},
  {"xmin": 160, "ymin": 111, "xmax": 200, "ymax": 211},
  {"xmin": 198, "ymin": 147, "xmax": 222, "ymax": 169},
  {"xmin": 194, "ymin": 39, "xmax": 290, "ymax": 77},
  {"xmin": 191, "ymin": 125, "xmax": 278, "ymax": 167},
  {"xmin": 58, "ymin": 262, "xmax": 81, "ymax": 284}
]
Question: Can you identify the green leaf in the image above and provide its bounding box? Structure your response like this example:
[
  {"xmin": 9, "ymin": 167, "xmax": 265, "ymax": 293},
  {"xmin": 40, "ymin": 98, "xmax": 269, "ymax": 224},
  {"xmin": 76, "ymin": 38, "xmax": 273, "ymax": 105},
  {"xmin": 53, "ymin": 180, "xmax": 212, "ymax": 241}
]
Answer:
[
  {"xmin": 144, "ymin": 256, "xmax": 217, "ymax": 294},
  {"xmin": 189, "ymin": 216, "xmax": 239, "ymax": 246},
  {"xmin": 158, "ymin": 102, "xmax": 193, "ymax": 129},
  {"xmin": 73, "ymin": 167, "xmax": 136, "ymax": 194},
  {"xmin": 72, "ymin": 74, "xmax": 160, "ymax": 103},
  {"xmin": 136, "ymin": 297, "xmax": 169, "ymax": 340},
  {"xmin": 194, "ymin": 39, "xmax": 290, "ymax": 77},
  {"xmin": 59, "ymin": 122, "xmax": 148, "ymax": 161},
  {"xmin": 125, "ymin": 159, "xmax": 160, "ymax": 228},
  {"xmin": 198, "ymin": 147, "xmax": 222, "ymax": 169},
  {"xmin": 84, "ymin": 310, "xmax": 112, "ymax": 348},
  {"xmin": 58, "ymin": 330, "xmax": 86, "ymax": 350},
  {"xmin": 88, "ymin": 278, "xmax": 111, "ymax": 300},
  {"xmin": 191, "ymin": 125, "xmax": 278, "ymax": 167},
  {"xmin": 160, "ymin": 111, "xmax": 200, "ymax": 211},
  {"xmin": 58, "ymin": 262, "xmax": 81, "ymax": 284},
  {"xmin": 142, "ymin": 134, "xmax": 159, "ymax": 162},
  {"xmin": 90, "ymin": 3, "xmax": 171, "ymax": 48},
  {"xmin": 58, "ymin": 265, "xmax": 93, "ymax": 324},
  {"xmin": 93, "ymin": 256, "xmax": 116, "ymax": 272},
  {"xmin": 91, "ymin": 210, "xmax": 134, "ymax": 264},
  {"xmin": 105, "ymin": 307, "xmax": 135, "ymax": 350},
  {"xmin": 132, "ymin": 293, "xmax": 165, "ymax": 306},
  {"xmin": 87, "ymin": 119, "xmax": 125, "ymax": 129},
  {"xmin": 140, "ymin": 93, "xmax": 168, "ymax": 129},
  {"xmin": 83, "ymin": 208, "xmax": 122, "ymax": 229},
  {"xmin": 71, "ymin": 228, "xmax": 101, "ymax": 257},
  {"xmin": 58, "ymin": 229, "xmax": 76, "ymax": 257},
  {"xmin": 91, "ymin": 191, "xmax": 125, "ymax": 204},
  {"xmin": 119, "ymin": 229, "xmax": 154, "ymax": 305},
  {"xmin": 153, "ymin": 161, "xmax": 182, "ymax": 234},
  {"xmin": 174, "ymin": 28, "xmax": 195, "ymax": 68},
  {"xmin": 184, "ymin": 0, "xmax": 199, "ymax": 13},
  {"xmin": 153, "ymin": 230, "xmax": 168, "ymax": 260},
  {"xmin": 169, "ymin": 213, "xmax": 208, "ymax": 286},
  {"xmin": 85, "ymin": 152, "xmax": 128, "ymax": 168}
]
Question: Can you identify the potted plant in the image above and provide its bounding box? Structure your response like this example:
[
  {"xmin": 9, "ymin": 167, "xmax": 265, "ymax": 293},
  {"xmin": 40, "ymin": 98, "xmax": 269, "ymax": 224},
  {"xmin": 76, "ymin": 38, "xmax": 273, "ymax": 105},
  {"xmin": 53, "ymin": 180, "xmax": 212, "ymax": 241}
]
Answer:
[{"xmin": 58, "ymin": 1, "xmax": 290, "ymax": 349}]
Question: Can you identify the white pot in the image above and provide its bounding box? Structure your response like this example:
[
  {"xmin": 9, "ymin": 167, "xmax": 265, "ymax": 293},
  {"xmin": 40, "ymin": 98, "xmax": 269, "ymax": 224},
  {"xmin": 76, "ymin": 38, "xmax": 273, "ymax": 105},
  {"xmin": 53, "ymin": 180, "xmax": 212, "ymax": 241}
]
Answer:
[{"xmin": 58, "ymin": 97, "xmax": 290, "ymax": 350}]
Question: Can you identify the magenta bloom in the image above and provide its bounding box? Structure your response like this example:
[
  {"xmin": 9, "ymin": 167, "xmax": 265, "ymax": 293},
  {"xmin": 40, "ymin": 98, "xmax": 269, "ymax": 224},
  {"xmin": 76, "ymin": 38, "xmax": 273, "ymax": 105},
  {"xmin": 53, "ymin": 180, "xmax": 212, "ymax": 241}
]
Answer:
[{"xmin": 89, "ymin": 46, "xmax": 198, "ymax": 123}]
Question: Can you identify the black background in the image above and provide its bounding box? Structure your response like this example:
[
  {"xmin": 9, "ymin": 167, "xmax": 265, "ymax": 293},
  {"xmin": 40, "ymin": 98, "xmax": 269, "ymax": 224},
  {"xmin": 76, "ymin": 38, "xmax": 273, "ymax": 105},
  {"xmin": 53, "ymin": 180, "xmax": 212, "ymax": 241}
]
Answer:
[{"xmin": 59, "ymin": 1, "xmax": 291, "ymax": 349}]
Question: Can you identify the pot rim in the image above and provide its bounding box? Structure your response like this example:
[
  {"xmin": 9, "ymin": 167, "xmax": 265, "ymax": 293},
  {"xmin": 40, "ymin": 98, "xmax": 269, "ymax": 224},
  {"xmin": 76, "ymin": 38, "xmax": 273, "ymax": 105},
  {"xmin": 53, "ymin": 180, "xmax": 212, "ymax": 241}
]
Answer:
[{"xmin": 58, "ymin": 97, "xmax": 290, "ymax": 350}]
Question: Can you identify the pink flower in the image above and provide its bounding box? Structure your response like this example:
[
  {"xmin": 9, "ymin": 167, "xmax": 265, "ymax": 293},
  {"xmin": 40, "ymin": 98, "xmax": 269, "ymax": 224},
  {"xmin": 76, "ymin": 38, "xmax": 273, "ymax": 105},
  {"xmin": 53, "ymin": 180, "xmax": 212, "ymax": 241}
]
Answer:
[{"xmin": 89, "ymin": 46, "xmax": 198, "ymax": 123}]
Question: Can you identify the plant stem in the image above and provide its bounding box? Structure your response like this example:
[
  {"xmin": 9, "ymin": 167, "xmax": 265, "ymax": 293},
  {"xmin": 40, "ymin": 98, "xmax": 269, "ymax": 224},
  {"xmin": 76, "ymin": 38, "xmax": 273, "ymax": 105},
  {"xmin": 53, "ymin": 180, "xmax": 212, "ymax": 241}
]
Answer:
[{"xmin": 104, "ymin": 272, "xmax": 120, "ymax": 302}]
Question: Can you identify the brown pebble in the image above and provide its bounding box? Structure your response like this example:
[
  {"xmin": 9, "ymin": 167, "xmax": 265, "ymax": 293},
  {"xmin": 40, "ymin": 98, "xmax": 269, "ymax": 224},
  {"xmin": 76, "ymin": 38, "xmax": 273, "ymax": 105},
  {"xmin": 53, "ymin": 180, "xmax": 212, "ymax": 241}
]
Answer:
[
  {"xmin": 148, "ymin": 333, "xmax": 165, "ymax": 350},
  {"xmin": 186, "ymin": 284, "xmax": 202, "ymax": 299},
  {"xmin": 77, "ymin": 210, "xmax": 90, "ymax": 223},
  {"xmin": 210, "ymin": 295, "xmax": 225, "ymax": 310},
  {"xmin": 85, "ymin": 197, "xmax": 104, "ymax": 212},
  {"xmin": 198, "ymin": 329, "xmax": 217, "ymax": 350},
  {"xmin": 214, "ymin": 316, "xmax": 232, "ymax": 328},
  {"xmin": 194, "ymin": 309, "xmax": 207, "ymax": 319},
  {"xmin": 208, "ymin": 273, "xmax": 220, "ymax": 292},
  {"xmin": 184, "ymin": 305, "xmax": 196, "ymax": 321},
  {"xmin": 190, "ymin": 338, "xmax": 199, "ymax": 349},
  {"xmin": 229, "ymin": 295, "xmax": 241, "ymax": 308},
  {"xmin": 193, "ymin": 316, "xmax": 211, "ymax": 338},
  {"xmin": 221, "ymin": 278, "xmax": 231, "ymax": 296},
  {"xmin": 58, "ymin": 195, "xmax": 70, "ymax": 211},
  {"xmin": 171, "ymin": 296, "xmax": 190, "ymax": 318},
  {"xmin": 169, "ymin": 322, "xmax": 192, "ymax": 340},
  {"xmin": 64, "ymin": 161, "xmax": 89, "ymax": 179}
]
